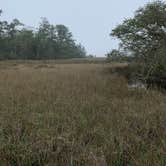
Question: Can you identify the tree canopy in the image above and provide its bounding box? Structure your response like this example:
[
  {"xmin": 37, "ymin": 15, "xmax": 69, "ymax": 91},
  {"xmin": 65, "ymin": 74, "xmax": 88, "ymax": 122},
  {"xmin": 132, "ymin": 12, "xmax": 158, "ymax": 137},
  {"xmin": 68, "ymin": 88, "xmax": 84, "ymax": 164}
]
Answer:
[{"xmin": 111, "ymin": 0, "xmax": 166, "ymax": 77}]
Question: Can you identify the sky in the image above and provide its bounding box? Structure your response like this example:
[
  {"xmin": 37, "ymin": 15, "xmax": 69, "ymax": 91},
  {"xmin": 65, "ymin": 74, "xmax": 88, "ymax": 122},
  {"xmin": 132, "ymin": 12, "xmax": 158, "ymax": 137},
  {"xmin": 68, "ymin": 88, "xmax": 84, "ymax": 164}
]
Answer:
[{"xmin": 1, "ymin": 0, "xmax": 154, "ymax": 56}]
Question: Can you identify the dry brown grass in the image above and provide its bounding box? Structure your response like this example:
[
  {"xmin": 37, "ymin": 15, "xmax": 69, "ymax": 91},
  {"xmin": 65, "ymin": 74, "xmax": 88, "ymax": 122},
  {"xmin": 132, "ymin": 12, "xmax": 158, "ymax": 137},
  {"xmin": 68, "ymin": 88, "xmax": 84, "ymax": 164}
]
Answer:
[{"xmin": 0, "ymin": 61, "xmax": 165, "ymax": 166}]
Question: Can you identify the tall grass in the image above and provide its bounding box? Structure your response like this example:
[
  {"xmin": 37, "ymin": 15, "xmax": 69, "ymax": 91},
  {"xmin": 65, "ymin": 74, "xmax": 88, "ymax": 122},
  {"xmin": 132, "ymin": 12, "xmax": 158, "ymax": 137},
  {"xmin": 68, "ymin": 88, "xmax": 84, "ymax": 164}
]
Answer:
[{"xmin": 0, "ymin": 62, "xmax": 165, "ymax": 166}]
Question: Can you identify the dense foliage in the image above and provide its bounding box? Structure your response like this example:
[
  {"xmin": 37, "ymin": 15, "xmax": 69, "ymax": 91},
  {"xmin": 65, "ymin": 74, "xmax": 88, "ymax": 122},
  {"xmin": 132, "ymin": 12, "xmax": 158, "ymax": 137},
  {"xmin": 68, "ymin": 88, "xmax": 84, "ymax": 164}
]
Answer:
[
  {"xmin": 111, "ymin": 1, "xmax": 166, "ymax": 78},
  {"xmin": 0, "ymin": 11, "xmax": 86, "ymax": 59},
  {"xmin": 106, "ymin": 49, "xmax": 134, "ymax": 62}
]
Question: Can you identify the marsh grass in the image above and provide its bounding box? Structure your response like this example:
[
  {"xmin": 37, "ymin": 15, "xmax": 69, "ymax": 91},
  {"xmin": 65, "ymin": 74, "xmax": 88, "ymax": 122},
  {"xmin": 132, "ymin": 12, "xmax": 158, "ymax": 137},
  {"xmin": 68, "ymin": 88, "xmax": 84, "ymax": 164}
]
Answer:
[{"xmin": 0, "ymin": 61, "xmax": 165, "ymax": 166}]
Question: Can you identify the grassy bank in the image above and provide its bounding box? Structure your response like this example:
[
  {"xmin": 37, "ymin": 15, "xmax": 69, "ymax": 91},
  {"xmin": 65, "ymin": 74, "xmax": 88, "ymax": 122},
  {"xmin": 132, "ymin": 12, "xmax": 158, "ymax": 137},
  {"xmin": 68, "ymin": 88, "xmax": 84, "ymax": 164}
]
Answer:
[{"xmin": 0, "ymin": 61, "xmax": 165, "ymax": 165}]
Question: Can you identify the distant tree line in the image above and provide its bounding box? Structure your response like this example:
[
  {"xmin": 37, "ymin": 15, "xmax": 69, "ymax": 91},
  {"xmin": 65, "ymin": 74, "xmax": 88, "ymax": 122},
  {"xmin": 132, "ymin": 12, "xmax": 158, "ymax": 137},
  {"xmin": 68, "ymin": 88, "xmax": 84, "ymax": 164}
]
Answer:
[
  {"xmin": 109, "ymin": 0, "xmax": 166, "ymax": 79},
  {"xmin": 0, "ymin": 10, "xmax": 86, "ymax": 60}
]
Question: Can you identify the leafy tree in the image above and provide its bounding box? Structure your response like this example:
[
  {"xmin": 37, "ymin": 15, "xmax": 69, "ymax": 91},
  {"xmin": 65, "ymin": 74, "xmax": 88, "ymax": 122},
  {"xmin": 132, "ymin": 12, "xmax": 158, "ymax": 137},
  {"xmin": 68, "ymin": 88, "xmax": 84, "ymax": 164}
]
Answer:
[
  {"xmin": 55, "ymin": 24, "xmax": 73, "ymax": 44},
  {"xmin": 111, "ymin": 0, "xmax": 166, "ymax": 77},
  {"xmin": 15, "ymin": 29, "xmax": 36, "ymax": 59}
]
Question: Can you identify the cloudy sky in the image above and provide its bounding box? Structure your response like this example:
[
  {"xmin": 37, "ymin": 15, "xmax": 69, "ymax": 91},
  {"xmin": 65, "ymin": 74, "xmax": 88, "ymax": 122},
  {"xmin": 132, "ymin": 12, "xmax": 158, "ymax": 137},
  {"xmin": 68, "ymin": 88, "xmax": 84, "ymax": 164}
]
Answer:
[{"xmin": 1, "ymin": 0, "xmax": 153, "ymax": 56}]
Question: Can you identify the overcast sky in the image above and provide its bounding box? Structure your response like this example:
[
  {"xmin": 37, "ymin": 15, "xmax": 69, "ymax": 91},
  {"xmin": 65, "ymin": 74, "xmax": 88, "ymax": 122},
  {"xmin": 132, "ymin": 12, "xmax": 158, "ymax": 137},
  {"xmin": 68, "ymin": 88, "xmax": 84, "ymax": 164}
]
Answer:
[{"xmin": 1, "ymin": 0, "xmax": 153, "ymax": 56}]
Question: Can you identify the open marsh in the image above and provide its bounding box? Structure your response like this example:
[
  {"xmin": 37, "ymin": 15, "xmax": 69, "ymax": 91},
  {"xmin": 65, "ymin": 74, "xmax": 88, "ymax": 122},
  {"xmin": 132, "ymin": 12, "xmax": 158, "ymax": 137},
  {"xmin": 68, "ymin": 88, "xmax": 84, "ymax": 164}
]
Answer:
[{"xmin": 0, "ymin": 61, "xmax": 165, "ymax": 166}]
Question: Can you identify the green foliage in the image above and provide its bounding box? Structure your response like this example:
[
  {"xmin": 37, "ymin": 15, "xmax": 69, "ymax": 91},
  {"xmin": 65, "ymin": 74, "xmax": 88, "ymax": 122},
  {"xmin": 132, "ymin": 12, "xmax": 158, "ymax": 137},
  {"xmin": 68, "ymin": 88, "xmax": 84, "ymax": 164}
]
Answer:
[
  {"xmin": 111, "ymin": 0, "xmax": 166, "ymax": 77},
  {"xmin": 106, "ymin": 49, "xmax": 133, "ymax": 62},
  {"xmin": 0, "ymin": 14, "xmax": 86, "ymax": 60},
  {"xmin": 106, "ymin": 49, "xmax": 124, "ymax": 61}
]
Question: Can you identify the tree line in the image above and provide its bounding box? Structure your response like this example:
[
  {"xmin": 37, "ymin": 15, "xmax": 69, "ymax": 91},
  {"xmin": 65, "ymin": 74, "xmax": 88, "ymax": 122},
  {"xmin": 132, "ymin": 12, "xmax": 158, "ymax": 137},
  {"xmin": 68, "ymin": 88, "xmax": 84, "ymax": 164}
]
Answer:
[{"xmin": 0, "ymin": 11, "xmax": 86, "ymax": 60}]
